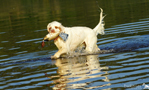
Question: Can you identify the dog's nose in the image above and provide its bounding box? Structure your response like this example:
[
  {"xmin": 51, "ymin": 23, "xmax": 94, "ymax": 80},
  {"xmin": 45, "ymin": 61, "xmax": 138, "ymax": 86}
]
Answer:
[{"xmin": 50, "ymin": 29, "xmax": 55, "ymax": 33}]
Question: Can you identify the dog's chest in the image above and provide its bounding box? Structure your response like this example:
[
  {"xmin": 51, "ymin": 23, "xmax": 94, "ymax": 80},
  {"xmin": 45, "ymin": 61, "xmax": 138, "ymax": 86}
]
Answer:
[{"xmin": 54, "ymin": 37, "xmax": 66, "ymax": 49}]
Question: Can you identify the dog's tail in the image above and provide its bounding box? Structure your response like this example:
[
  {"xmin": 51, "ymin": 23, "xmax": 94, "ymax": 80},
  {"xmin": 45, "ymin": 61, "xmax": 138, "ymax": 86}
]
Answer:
[{"xmin": 93, "ymin": 8, "xmax": 106, "ymax": 35}]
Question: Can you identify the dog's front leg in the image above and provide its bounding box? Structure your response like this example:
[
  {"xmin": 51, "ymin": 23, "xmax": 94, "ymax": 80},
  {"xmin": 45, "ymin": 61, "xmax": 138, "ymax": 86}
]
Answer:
[{"xmin": 51, "ymin": 49, "xmax": 67, "ymax": 59}]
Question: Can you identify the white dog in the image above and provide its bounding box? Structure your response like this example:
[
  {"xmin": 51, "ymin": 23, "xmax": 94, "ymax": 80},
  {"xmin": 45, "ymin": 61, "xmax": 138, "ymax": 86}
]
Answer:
[{"xmin": 43, "ymin": 8, "xmax": 105, "ymax": 59}]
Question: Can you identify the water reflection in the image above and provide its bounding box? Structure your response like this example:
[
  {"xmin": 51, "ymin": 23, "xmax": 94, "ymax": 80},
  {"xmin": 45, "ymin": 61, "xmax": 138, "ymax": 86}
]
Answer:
[{"xmin": 46, "ymin": 55, "xmax": 110, "ymax": 89}]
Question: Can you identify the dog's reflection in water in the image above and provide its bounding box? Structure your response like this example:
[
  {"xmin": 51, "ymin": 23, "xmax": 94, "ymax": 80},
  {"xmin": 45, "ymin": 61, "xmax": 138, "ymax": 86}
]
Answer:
[{"xmin": 45, "ymin": 55, "xmax": 111, "ymax": 90}]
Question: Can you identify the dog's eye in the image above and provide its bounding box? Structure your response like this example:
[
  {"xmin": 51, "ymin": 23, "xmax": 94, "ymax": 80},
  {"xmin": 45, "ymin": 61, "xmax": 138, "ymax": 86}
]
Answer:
[
  {"xmin": 49, "ymin": 27, "xmax": 51, "ymax": 30},
  {"xmin": 55, "ymin": 26, "xmax": 59, "ymax": 29}
]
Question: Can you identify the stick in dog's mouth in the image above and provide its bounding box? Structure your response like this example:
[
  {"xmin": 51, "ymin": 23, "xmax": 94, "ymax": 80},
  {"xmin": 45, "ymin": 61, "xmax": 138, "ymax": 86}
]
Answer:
[
  {"xmin": 42, "ymin": 32, "xmax": 69, "ymax": 48},
  {"xmin": 41, "ymin": 32, "xmax": 59, "ymax": 48}
]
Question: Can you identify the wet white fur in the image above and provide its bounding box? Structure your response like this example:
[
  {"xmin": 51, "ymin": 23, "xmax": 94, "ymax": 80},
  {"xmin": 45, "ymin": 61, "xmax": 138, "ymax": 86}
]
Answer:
[{"xmin": 45, "ymin": 8, "xmax": 105, "ymax": 59}]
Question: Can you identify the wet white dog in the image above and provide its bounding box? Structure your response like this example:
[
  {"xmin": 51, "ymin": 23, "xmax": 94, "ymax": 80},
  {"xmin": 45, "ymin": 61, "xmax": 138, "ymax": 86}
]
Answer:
[{"xmin": 43, "ymin": 8, "xmax": 105, "ymax": 59}]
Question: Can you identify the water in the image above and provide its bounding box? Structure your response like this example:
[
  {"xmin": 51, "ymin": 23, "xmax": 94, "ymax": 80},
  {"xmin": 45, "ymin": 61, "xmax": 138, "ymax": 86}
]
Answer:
[{"xmin": 0, "ymin": 0, "xmax": 149, "ymax": 90}]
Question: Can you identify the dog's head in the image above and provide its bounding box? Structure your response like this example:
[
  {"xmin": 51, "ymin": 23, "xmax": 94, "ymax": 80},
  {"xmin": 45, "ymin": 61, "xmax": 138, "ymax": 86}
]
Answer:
[{"xmin": 43, "ymin": 21, "xmax": 64, "ymax": 41}]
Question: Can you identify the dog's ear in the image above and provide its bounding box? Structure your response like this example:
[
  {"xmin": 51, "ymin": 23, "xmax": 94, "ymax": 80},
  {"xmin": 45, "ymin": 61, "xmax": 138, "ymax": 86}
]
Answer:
[
  {"xmin": 58, "ymin": 25, "xmax": 64, "ymax": 32},
  {"xmin": 58, "ymin": 25, "xmax": 69, "ymax": 41},
  {"xmin": 59, "ymin": 32, "xmax": 69, "ymax": 41}
]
